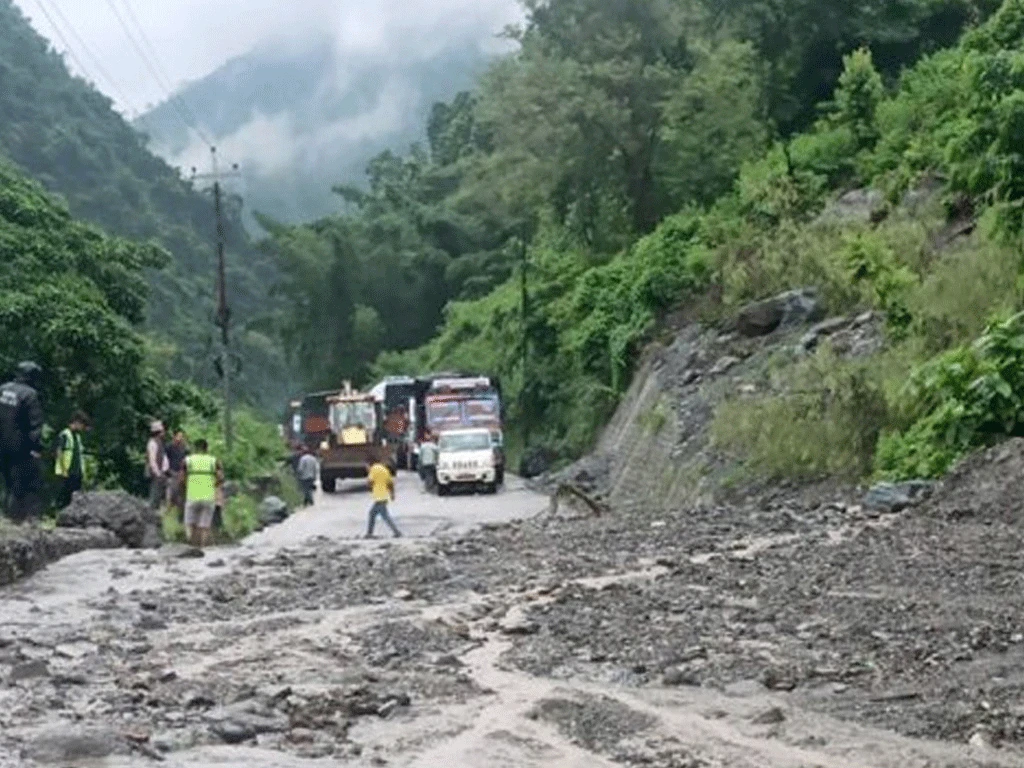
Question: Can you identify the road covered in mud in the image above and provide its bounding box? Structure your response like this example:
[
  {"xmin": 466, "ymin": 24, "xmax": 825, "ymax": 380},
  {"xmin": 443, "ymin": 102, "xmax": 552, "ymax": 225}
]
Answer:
[{"xmin": 2, "ymin": 461, "xmax": 1024, "ymax": 767}]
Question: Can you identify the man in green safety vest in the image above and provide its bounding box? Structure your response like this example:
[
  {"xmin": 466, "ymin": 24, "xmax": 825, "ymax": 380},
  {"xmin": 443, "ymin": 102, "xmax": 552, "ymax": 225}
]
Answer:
[
  {"xmin": 54, "ymin": 411, "xmax": 88, "ymax": 508},
  {"xmin": 180, "ymin": 438, "xmax": 223, "ymax": 550}
]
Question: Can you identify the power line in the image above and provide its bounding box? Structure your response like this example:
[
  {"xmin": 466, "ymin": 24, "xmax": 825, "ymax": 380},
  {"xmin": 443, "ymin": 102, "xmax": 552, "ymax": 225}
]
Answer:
[
  {"xmin": 101, "ymin": 0, "xmax": 214, "ymax": 147},
  {"xmin": 118, "ymin": 0, "xmax": 212, "ymax": 141},
  {"xmin": 31, "ymin": 0, "xmax": 139, "ymax": 115}
]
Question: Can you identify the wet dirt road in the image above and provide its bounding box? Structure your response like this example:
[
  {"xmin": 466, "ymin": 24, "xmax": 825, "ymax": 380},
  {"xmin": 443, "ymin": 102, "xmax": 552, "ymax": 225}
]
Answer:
[{"xmin": 1, "ymin": 473, "xmax": 1022, "ymax": 767}]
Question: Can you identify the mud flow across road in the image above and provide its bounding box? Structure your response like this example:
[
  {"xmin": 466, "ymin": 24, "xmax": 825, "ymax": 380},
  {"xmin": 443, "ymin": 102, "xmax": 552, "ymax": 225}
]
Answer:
[{"xmin": 1, "ymin": 472, "xmax": 1022, "ymax": 767}]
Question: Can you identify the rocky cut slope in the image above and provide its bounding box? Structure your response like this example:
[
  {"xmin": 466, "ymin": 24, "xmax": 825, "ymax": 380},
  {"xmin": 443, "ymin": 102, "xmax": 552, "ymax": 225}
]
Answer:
[{"xmin": 556, "ymin": 285, "xmax": 884, "ymax": 515}]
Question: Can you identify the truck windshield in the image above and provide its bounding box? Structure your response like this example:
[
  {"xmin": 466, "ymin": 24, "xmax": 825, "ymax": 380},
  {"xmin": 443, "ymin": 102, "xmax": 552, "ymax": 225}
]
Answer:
[
  {"xmin": 439, "ymin": 432, "xmax": 492, "ymax": 452},
  {"xmin": 331, "ymin": 401, "xmax": 376, "ymax": 432}
]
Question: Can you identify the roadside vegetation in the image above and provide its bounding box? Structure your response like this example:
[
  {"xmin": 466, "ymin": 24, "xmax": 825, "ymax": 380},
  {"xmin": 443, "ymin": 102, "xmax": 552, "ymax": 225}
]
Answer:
[{"xmin": 162, "ymin": 408, "xmax": 301, "ymax": 542}]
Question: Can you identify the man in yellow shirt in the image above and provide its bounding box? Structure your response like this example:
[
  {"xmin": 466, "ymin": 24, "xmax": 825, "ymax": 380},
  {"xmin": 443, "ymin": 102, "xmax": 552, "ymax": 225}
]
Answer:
[{"xmin": 366, "ymin": 451, "xmax": 401, "ymax": 539}]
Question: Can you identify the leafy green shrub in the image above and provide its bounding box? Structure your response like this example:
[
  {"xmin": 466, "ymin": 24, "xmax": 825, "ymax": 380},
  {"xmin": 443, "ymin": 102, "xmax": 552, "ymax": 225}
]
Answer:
[
  {"xmin": 712, "ymin": 348, "xmax": 890, "ymax": 481},
  {"xmin": 877, "ymin": 312, "xmax": 1024, "ymax": 479}
]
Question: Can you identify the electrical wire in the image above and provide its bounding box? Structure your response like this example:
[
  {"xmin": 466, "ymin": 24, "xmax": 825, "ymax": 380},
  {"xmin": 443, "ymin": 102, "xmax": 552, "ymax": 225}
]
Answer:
[
  {"xmin": 30, "ymin": 0, "xmax": 139, "ymax": 116},
  {"xmin": 101, "ymin": 0, "xmax": 214, "ymax": 147}
]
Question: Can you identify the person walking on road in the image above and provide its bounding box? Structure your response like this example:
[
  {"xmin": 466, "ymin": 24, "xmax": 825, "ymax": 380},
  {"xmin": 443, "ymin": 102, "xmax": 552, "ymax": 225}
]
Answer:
[
  {"xmin": 165, "ymin": 430, "xmax": 189, "ymax": 519},
  {"xmin": 145, "ymin": 421, "xmax": 170, "ymax": 512},
  {"xmin": 0, "ymin": 362, "xmax": 45, "ymax": 523},
  {"xmin": 365, "ymin": 451, "xmax": 401, "ymax": 539},
  {"xmin": 181, "ymin": 439, "xmax": 222, "ymax": 550},
  {"xmin": 55, "ymin": 411, "xmax": 88, "ymax": 508},
  {"xmin": 296, "ymin": 446, "xmax": 319, "ymax": 507}
]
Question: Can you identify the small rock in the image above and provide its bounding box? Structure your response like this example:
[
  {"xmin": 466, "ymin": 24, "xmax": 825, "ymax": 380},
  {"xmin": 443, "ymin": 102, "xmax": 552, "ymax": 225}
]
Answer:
[
  {"xmin": 752, "ymin": 707, "xmax": 786, "ymax": 725},
  {"xmin": 662, "ymin": 666, "xmax": 700, "ymax": 687},
  {"xmin": 709, "ymin": 356, "xmax": 741, "ymax": 376},
  {"xmin": 393, "ymin": 589, "xmax": 414, "ymax": 601},
  {"xmin": 863, "ymin": 481, "xmax": 935, "ymax": 513},
  {"xmin": 211, "ymin": 720, "xmax": 256, "ymax": 745},
  {"xmin": 157, "ymin": 669, "xmax": 178, "ymax": 683},
  {"xmin": 289, "ymin": 728, "xmax": 315, "ymax": 744},
  {"xmin": 206, "ymin": 558, "xmax": 226, "ymax": 568},
  {"xmin": 9, "ymin": 659, "xmax": 50, "ymax": 682},
  {"xmin": 377, "ymin": 699, "xmax": 402, "ymax": 718},
  {"xmin": 499, "ymin": 606, "xmax": 539, "ymax": 636}
]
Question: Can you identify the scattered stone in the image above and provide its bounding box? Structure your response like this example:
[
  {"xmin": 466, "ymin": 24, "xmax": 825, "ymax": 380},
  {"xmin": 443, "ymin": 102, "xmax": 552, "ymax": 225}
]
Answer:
[
  {"xmin": 863, "ymin": 481, "xmax": 935, "ymax": 514},
  {"xmin": 499, "ymin": 606, "xmax": 539, "ymax": 636},
  {"xmin": 377, "ymin": 698, "xmax": 402, "ymax": 718},
  {"xmin": 662, "ymin": 666, "xmax": 700, "ymax": 687},
  {"xmin": 800, "ymin": 316, "xmax": 852, "ymax": 352},
  {"xmin": 737, "ymin": 289, "xmax": 824, "ymax": 338},
  {"xmin": 752, "ymin": 707, "xmax": 787, "ymax": 725},
  {"xmin": 211, "ymin": 720, "xmax": 256, "ymax": 745},
  {"xmin": 9, "ymin": 659, "xmax": 49, "ymax": 682},
  {"xmin": 709, "ymin": 356, "xmax": 741, "ymax": 376}
]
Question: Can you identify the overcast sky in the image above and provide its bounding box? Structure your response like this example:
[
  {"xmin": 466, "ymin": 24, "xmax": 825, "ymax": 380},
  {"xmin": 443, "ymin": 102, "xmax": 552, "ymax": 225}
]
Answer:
[{"xmin": 13, "ymin": 0, "xmax": 522, "ymax": 117}]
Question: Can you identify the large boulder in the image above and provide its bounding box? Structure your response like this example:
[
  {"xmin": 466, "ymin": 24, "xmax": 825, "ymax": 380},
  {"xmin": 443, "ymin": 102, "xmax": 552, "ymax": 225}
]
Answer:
[
  {"xmin": 56, "ymin": 491, "xmax": 161, "ymax": 549},
  {"xmin": 737, "ymin": 289, "xmax": 825, "ymax": 338}
]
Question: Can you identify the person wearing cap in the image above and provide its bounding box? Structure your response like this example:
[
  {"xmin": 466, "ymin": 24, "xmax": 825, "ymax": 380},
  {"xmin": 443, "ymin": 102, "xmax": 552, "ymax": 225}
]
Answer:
[
  {"xmin": 0, "ymin": 362, "xmax": 45, "ymax": 522},
  {"xmin": 145, "ymin": 420, "xmax": 170, "ymax": 511},
  {"xmin": 55, "ymin": 411, "xmax": 89, "ymax": 508}
]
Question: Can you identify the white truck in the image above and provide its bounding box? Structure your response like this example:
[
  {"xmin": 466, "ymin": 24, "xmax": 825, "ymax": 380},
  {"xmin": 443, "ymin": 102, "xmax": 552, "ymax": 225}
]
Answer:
[{"xmin": 435, "ymin": 428, "xmax": 501, "ymax": 495}]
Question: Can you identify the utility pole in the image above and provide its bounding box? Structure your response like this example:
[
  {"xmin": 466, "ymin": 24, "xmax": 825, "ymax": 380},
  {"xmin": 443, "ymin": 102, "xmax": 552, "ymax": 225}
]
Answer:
[
  {"xmin": 192, "ymin": 147, "xmax": 241, "ymax": 450},
  {"xmin": 518, "ymin": 234, "xmax": 531, "ymax": 449}
]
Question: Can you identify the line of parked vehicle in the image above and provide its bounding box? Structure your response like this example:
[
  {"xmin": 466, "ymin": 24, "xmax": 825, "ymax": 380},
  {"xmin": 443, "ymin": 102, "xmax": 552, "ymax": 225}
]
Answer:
[{"xmin": 283, "ymin": 373, "xmax": 505, "ymax": 496}]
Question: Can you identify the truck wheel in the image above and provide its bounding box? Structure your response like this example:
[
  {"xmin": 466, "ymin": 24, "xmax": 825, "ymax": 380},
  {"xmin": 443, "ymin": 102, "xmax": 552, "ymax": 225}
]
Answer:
[
  {"xmin": 485, "ymin": 482, "xmax": 499, "ymax": 495},
  {"xmin": 438, "ymin": 484, "xmax": 450, "ymax": 497},
  {"xmin": 321, "ymin": 476, "xmax": 337, "ymax": 494}
]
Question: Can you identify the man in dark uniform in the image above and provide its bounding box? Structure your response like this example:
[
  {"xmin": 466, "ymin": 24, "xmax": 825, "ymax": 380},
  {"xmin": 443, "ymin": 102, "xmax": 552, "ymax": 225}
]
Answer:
[{"xmin": 0, "ymin": 362, "xmax": 45, "ymax": 523}]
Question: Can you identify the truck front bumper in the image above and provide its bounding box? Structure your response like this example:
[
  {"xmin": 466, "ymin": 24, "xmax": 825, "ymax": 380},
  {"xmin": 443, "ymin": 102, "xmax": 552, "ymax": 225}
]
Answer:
[{"xmin": 437, "ymin": 468, "xmax": 496, "ymax": 486}]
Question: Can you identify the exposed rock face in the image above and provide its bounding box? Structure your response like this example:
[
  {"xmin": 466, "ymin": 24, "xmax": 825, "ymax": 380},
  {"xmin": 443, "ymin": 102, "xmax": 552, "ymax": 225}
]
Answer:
[
  {"xmin": 736, "ymin": 288, "xmax": 825, "ymax": 338},
  {"xmin": 56, "ymin": 491, "xmax": 161, "ymax": 549},
  {"xmin": 0, "ymin": 526, "xmax": 119, "ymax": 588}
]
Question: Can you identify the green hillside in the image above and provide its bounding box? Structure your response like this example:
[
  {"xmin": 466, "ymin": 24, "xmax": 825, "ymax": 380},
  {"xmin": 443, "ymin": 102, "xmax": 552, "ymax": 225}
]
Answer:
[
  {"xmin": 0, "ymin": 0, "xmax": 291, "ymax": 409},
  {"xmin": 267, "ymin": 0, "xmax": 1004, "ymax": 469}
]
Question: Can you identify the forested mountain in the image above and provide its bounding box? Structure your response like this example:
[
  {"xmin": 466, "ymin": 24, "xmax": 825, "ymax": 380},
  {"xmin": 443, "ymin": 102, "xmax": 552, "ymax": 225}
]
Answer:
[
  {"xmin": 0, "ymin": 0, "xmax": 291, "ymax": 409},
  {"xmin": 138, "ymin": 29, "xmax": 499, "ymax": 224},
  {"xmin": 266, "ymin": 0, "xmax": 1001, "ymax": 464}
]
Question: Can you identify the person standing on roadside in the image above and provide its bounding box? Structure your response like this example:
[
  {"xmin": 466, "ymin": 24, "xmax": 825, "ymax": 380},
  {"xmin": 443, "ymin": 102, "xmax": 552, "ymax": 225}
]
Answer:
[
  {"xmin": 365, "ymin": 450, "xmax": 401, "ymax": 539},
  {"xmin": 165, "ymin": 430, "xmax": 189, "ymax": 519},
  {"xmin": 181, "ymin": 438, "xmax": 222, "ymax": 550},
  {"xmin": 54, "ymin": 411, "xmax": 88, "ymax": 508},
  {"xmin": 418, "ymin": 437, "xmax": 438, "ymax": 494},
  {"xmin": 145, "ymin": 421, "xmax": 170, "ymax": 512},
  {"xmin": 296, "ymin": 446, "xmax": 319, "ymax": 507},
  {"xmin": 0, "ymin": 362, "xmax": 45, "ymax": 523}
]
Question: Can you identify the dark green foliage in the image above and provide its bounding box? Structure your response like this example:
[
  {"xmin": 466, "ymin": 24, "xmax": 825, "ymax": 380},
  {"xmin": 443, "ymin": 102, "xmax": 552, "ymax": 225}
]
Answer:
[
  {"xmin": 0, "ymin": 0, "xmax": 291, "ymax": 409},
  {"xmin": 0, "ymin": 162, "xmax": 214, "ymax": 493},
  {"xmin": 878, "ymin": 313, "xmax": 1024, "ymax": 478}
]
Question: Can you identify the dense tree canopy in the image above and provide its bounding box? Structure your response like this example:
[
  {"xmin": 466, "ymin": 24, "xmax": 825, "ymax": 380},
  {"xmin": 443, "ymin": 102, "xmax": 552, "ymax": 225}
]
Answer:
[{"xmin": 0, "ymin": 162, "xmax": 212, "ymax": 490}]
